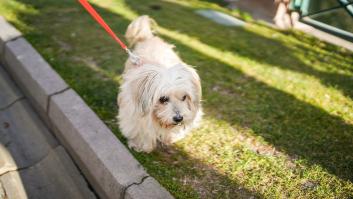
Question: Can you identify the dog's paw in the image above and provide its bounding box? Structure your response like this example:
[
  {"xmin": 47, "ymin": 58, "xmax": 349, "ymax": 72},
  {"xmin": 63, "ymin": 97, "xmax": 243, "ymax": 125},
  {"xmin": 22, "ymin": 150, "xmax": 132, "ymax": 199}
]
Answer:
[{"xmin": 128, "ymin": 140, "xmax": 154, "ymax": 153}]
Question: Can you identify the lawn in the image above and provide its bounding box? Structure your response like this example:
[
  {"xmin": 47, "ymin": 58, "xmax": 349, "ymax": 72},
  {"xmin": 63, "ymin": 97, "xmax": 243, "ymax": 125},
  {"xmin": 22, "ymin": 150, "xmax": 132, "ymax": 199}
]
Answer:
[{"xmin": 1, "ymin": 0, "xmax": 353, "ymax": 198}]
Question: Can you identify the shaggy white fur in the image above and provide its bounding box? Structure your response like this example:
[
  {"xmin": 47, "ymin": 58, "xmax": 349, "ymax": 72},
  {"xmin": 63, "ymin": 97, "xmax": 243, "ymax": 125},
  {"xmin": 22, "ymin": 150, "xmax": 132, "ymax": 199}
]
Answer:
[{"xmin": 117, "ymin": 16, "xmax": 202, "ymax": 153}]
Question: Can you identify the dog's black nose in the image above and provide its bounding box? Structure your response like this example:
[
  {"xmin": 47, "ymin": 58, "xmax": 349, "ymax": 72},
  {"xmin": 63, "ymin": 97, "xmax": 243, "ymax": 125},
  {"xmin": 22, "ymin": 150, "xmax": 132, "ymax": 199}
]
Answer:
[{"xmin": 173, "ymin": 115, "xmax": 183, "ymax": 123}]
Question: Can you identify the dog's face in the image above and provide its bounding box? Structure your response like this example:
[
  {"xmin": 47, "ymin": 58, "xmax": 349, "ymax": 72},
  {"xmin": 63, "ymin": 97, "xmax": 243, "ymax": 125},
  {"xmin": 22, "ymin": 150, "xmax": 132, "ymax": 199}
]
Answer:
[
  {"xmin": 127, "ymin": 63, "xmax": 201, "ymax": 129},
  {"xmin": 153, "ymin": 88, "xmax": 197, "ymax": 128}
]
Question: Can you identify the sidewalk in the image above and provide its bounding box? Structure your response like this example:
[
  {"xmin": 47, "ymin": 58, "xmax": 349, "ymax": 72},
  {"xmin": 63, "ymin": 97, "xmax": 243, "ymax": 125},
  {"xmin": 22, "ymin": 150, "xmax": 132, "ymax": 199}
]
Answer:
[{"xmin": 0, "ymin": 65, "xmax": 96, "ymax": 198}]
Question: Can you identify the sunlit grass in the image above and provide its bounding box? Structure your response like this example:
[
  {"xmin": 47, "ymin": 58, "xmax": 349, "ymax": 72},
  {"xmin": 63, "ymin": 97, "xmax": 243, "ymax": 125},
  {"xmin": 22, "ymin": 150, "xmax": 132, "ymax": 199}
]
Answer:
[
  {"xmin": 1, "ymin": 0, "xmax": 353, "ymax": 198},
  {"xmin": 156, "ymin": 26, "xmax": 353, "ymax": 122}
]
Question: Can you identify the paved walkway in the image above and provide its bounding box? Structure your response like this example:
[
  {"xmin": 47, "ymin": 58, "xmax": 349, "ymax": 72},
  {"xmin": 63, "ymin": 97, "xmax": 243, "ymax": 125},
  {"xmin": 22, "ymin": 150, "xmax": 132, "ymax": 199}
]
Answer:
[
  {"xmin": 229, "ymin": 0, "xmax": 276, "ymax": 24},
  {"xmin": 0, "ymin": 65, "xmax": 96, "ymax": 199}
]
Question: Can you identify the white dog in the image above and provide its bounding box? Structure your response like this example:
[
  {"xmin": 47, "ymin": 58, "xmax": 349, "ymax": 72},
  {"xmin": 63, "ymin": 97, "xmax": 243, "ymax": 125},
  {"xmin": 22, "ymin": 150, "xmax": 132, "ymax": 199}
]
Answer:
[{"xmin": 117, "ymin": 16, "xmax": 202, "ymax": 153}]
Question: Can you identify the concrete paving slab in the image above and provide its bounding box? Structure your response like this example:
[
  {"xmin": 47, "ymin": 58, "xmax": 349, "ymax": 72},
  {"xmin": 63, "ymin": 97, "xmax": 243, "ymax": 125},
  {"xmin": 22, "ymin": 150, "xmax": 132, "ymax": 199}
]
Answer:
[
  {"xmin": 49, "ymin": 89, "xmax": 148, "ymax": 199},
  {"xmin": 0, "ymin": 65, "xmax": 23, "ymax": 109},
  {"xmin": 125, "ymin": 177, "xmax": 173, "ymax": 199},
  {"xmin": 0, "ymin": 100, "xmax": 58, "ymax": 173},
  {"xmin": 3, "ymin": 37, "xmax": 68, "ymax": 114},
  {"xmin": 0, "ymin": 146, "xmax": 96, "ymax": 199},
  {"xmin": 195, "ymin": 9, "xmax": 246, "ymax": 27},
  {"xmin": 0, "ymin": 16, "xmax": 21, "ymax": 57}
]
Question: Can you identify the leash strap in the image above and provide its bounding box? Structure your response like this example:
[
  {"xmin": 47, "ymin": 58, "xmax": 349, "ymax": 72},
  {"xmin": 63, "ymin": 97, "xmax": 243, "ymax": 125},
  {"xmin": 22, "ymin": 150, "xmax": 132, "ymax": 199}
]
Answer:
[{"xmin": 78, "ymin": 0, "xmax": 140, "ymax": 65}]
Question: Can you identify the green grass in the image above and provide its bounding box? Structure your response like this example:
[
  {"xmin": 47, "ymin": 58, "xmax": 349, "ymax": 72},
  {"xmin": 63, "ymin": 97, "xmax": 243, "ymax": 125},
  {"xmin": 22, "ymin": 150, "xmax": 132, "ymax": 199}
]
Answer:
[{"xmin": 1, "ymin": 0, "xmax": 353, "ymax": 198}]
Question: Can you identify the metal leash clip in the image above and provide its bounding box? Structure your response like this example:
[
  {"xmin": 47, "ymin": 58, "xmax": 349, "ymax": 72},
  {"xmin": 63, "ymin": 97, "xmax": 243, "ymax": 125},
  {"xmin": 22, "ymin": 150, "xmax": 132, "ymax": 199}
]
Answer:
[{"xmin": 126, "ymin": 48, "xmax": 141, "ymax": 66}]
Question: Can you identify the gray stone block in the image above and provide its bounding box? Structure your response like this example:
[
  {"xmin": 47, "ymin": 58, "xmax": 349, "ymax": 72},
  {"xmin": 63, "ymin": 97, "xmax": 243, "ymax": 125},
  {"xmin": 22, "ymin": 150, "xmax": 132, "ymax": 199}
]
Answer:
[
  {"xmin": 195, "ymin": 9, "xmax": 246, "ymax": 26},
  {"xmin": 3, "ymin": 37, "xmax": 68, "ymax": 114},
  {"xmin": 0, "ymin": 100, "xmax": 58, "ymax": 173},
  {"xmin": 0, "ymin": 65, "xmax": 23, "ymax": 109},
  {"xmin": 125, "ymin": 177, "xmax": 174, "ymax": 199},
  {"xmin": 48, "ymin": 89, "xmax": 148, "ymax": 199},
  {"xmin": 0, "ymin": 16, "xmax": 21, "ymax": 56},
  {"xmin": 0, "ymin": 146, "xmax": 97, "ymax": 199}
]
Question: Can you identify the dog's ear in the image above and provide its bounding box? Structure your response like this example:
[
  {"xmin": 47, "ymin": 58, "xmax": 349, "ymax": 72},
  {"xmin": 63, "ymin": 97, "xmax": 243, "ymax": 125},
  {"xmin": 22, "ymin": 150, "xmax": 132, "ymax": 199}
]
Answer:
[
  {"xmin": 186, "ymin": 66, "xmax": 202, "ymax": 108},
  {"xmin": 173, "ymin": 64, "xmax": 201, "ymax": 108},
  {"xmin": 130, "ymin": 68, "xmax": 159, "ymax": 115}
]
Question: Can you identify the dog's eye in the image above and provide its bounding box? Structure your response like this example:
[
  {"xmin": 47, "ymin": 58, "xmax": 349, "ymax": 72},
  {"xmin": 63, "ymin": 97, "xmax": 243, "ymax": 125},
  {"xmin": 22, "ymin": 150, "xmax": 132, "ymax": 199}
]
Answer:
[
  {"xmin": 182, "ymin": 95, "xmax": 187, "ymax": 101},
  {"xmin": 159, "ymin": 96, "xmax": 169, "ymax": 104}
]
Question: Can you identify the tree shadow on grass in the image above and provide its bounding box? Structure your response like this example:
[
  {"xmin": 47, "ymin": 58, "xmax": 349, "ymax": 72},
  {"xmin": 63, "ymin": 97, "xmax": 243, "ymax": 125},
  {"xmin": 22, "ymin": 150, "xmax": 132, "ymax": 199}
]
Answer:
[
  {"xmin": 124, "ymin": 0, "xmax": 353, "ymax": 183},
  {"xmin": 126, "ymin": 0, "xmax": 353, "ymax": 101},
  {"xmin": 7, "ymin": 0, "xmax": 263, "ymax": 198}
]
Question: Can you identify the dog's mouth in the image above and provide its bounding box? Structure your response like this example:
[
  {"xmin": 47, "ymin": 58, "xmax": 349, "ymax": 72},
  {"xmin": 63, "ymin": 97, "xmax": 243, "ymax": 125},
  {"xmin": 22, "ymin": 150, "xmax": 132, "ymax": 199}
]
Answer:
[
  {"xmin": 173, "ymin": 122, "xmax": 182, "ymax": 126},
  {"xmin": 160, "ymin": 122, "xmax": 183, "ymax": 129}
]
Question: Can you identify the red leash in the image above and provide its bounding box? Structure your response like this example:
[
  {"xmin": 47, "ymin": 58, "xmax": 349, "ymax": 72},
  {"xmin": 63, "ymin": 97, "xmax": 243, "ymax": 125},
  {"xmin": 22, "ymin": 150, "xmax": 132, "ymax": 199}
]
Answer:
[{"xmin": 78, "ymin": 0, "xmax": 140, "ymax": 64}]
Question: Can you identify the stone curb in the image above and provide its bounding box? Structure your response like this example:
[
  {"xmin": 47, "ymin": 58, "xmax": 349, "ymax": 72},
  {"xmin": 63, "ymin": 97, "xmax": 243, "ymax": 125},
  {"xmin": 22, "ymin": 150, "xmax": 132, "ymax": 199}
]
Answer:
[
  {"xmin": 0, "ymin": 16, "xmax": 173, "ymax": 199},
  {"xmin": 0, "ymin": 16, "xmax": 21, "ymax": 57}
]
